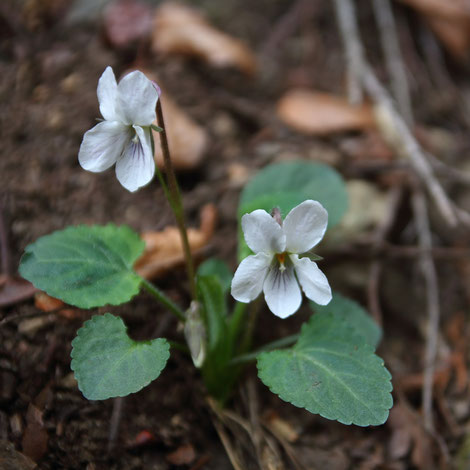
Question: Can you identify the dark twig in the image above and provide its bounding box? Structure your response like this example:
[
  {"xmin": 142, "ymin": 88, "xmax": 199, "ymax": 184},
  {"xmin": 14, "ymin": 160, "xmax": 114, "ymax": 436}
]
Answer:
[{"xmin": 412, "ymin": 189, "xmax": 440, "ymax": 432}]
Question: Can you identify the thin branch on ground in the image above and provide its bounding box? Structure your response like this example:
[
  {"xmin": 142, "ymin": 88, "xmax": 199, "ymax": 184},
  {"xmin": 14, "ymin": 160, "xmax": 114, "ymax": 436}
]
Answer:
[
  {"xmin": 333, "ymin": 0, "xmax": 363, "ymax": 104},
  {"xmin": 412, "ymin": 188, "xmax": 440, "ymax": 432},
  {"xmin": 333, "ymin": 0, "xmax": 469, "ymax": 228},
  {"xmin": 372, "ymin": 0, "xmax": 413, "ymax": 123}
]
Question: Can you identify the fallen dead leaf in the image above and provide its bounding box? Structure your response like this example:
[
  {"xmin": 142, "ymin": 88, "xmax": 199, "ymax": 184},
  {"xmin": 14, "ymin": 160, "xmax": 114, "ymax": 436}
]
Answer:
[
  {"xmin": 151, "ymin": 2, "xmax": 256, "ymax": 75},
  {"xmin": 102, "ymin": 0, "xmax": 153, "ymax": 50},
  {"xmin": 153, "ymin": 94, "xmax": 208, "ymax": 170},
  {"xmin": 277, "ymin": 89, "xmax": 375, "ymax": 135},
  {"xmin": 0, "ymin": 275, "xmax": 37, "ymax": 308},
  {"xmin": 22, "ymin": 404, "xmax": 48, "ymax": 463},
  {"xmin": 34, "ymin": 292, "xmax": 64, "ymax": 312},
  {"xmin": 397, "ymin": 0, "xmax": 470, "ymax": 60},
  {"xmin": 135, "ymin": 204, "xmax": 217, "ymax": 280},
  {"xmin": 166, "ymin": 443, "xmax": 196, "ymax": 466},
  {"xmin": 18, "ymin": 315, "xmax": 56, "ymax": 336}
]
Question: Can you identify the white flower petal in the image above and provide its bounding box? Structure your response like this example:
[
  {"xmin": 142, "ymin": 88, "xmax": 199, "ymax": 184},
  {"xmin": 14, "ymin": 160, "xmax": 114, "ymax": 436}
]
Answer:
[
  {"xmin": 117, "ymin": 70, "xmax": 158, "ymax": 126},
  {"xmin": 263, "ymin": 264, "xmax": 302, "ymax": 318},
  {"xmin": 78, "ymin": 121, "xmax": 130, "ymax": 172},
  {"xmin": 283, "ymin": 200, "xmax": 328, "ymax": 253},
  {"xmin": 97, "ymin": 66, "xmax": 120, "ymax": 121},
  {"xmin": 231, "ymin": 252, "xmax": 271, "ymax": 303},
  {"xmin": 291, "ymin": 255, "xmax": 332, "ymax": 305},
  {"xmin": 242, "ymin": 210, "xmax": 286, "ymax": 254},
  {"xmin": 115, "ymin": 126, "xmax": 155, "ymax": 192}
]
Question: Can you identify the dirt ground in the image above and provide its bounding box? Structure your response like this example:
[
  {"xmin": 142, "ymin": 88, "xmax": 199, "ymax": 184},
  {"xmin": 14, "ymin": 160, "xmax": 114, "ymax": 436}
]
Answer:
[{"xmin": 2, "ymin": 0, "xmax": 470, "ymax": 468}]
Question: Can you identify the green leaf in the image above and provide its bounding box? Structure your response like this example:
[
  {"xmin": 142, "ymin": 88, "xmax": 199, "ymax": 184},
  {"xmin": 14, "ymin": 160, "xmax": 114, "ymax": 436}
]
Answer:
[
  {"xmin": 312, "ymin": 292, "xmax": 382, "ymax": 348},
  {"xmin": 19, "ymin": 224, "xmax": 145, "ymax": 309},
  {"xmin": 238, "ymin": 161, "xmax": 348, "ymax": 259},
  {"xmin": 197, "ymin": 275, "xmax": 227, "ymax": 352},
  {"xmin": 257, "ymin": 312, "xmax": 393, "ymax": 426},
  {"xmin": 197, "ymin": 258, "xmax": 232, "ymax": 294},
  {"xmin": 71, "ymin": 313, "xmax": 170, "ymax": 400},
  {"xmin": 239, "ymin": 161, "xmax": 348, "ymax": 226}
]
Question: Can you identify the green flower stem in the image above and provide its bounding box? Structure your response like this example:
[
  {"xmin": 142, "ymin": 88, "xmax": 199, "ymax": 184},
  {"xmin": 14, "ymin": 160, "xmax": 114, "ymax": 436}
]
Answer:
[
  {"xmin": 168, "ymin": 340, "xmax": 190, "ymax": 354},
  {"xmin": 227, "ymin": 301, "xmax": 247, "ymax": 348},
  {"xmin": 155, "ymin": 100, "xmax": 197, "ymax": 301},
  {"xmin": 140, "ymin": 278, "xmax": 186, "ymax": 323},
  {"xmin": 229, "ymin": 334, "xmax": 300, "ymax": 365}
]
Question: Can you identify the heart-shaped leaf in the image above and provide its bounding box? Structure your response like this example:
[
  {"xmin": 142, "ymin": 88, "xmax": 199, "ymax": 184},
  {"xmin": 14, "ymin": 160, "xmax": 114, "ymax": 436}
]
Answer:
[
  {"xmin": 19, "ymin": 224, "xmax": 145, "ymax": 308},
  {"xmin": 71, "ymin": 313, "xmax": 170, "ymax": 400},
  {"xmin": 312, "ymin": 292, "xmax": 382, "ymax": 348},
  {"xmin": 257, "ymin": 312, "xmax": 392, "ymax": 426},
  {"xmin": 238, "ymin": 161, "xmax": 348, "ymax": 259}
]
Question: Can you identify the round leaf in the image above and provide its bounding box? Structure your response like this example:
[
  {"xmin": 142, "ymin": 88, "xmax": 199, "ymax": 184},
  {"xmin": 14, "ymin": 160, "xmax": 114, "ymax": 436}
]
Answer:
[
  {"xmin": 71, "ymin": 313, "xmax": 170, "ymax": 400},
  {"xmin": 257, "ymin": 312, "xmax": 392, "ymax": 426},
  {"xmin": 19, "ymin": 224, "xmax": 145, "ymax": 308},
  {"xmin": 239, "ymin": 161, "xmax": 348, "ymax": 227},
  {"xmin": 312, "ymin": 292, "xmax": 382, "ymax": 348}
]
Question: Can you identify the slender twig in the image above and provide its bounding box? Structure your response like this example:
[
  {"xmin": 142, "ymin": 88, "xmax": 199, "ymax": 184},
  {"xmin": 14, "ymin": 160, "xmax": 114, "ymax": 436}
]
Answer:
[
  {"xmin": 412, "ymin": 189, "xmax": 440, "ymax": 432},
  {"xmin": 140, "ymin": 278, "xmax": 186, "ymax": 323},
  {"xmin": 156, "ymin": 100, "xmax": 197, "ymax": 300},
  {"xmin": 333, "ymin": 0, "xmax": 468, "ymax": 228},
  {"xmin": 372, "ymin": 0, "xmax": 413, "ymax": 123},
  {"xmin": 333, "ymin": 0, "xmax": 363, "ymax": 104}
]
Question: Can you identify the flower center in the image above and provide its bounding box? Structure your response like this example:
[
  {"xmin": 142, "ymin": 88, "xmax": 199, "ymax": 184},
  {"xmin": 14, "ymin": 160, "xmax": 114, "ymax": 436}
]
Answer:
[
  {"xmin": 131, "ymin": 132, "xmax": 140, "ymax": 144},
  {"xmin": 276, "ymin": 252, "xmax": 287, "ymax": 272}
]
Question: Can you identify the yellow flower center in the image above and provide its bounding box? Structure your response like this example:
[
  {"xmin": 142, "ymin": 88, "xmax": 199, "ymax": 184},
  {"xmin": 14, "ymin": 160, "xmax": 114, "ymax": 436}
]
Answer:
[{"xmin": 276, "ymin": 252, "xmax": 287, "ymax": 272}]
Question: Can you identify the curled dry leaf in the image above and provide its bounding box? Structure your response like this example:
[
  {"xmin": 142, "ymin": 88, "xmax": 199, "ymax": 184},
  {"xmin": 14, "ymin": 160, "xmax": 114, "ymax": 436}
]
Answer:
[
  {"xmin": 102, "ymin": 0, "xmax": 153, "ymax": 49},
  {"xmin": 135, "ymin": 204, "xmax": 217, "ymax": 280},
  {"xmin": 166, "ymin": 443, "xmax": 196, "ymax": 466},
  {"xmin": 153, "ymin": 94, "xmax": 208, "ymax": 170},
  {"xmin": 277, "ymin": 89, "xmax": 375, "ymax": 135},
  {"xmin": 398, "ymin": 0, "xmax": 470, "ymax": 60},
  {"xmin": 151, "ymin": 2, "xmax": 256, "ymax": 75}
]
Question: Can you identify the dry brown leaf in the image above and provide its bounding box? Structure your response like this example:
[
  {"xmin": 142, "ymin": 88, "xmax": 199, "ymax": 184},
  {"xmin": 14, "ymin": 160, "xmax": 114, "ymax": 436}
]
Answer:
[
  {"xmin": 397, "ymin": 0, "xmax": 470, "ymax": 60},
  {"xmin": 166, "ymin": 443, "xmax": 196, "ymax": 466},
  {"xmin": 264, "ymin": 412, "xmax": 299, "ymax": 444},
  {"xmin": 34, "ymin": 291, "xmax": 64, "ymax": 312},
  {"xmin": 134, "ymin": 204, "xmax": 217, "ymax": 280},
  {"xmin": 277, "ymin": 89, "xmax": 375, "ymax": 135},
  {"xmin": 153, "ymin": 94, "xmax": 208, "ymax": 170},
  {"xmin": 22, "ymin": 404, "xmax": 48, "ymax": 463},
  {"xmin": 151, "ymin": 2, "xmax": 256, "ymax": 75}
]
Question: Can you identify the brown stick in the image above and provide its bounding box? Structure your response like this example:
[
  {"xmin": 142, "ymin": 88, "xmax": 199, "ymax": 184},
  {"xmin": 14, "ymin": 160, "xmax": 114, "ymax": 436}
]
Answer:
[{"xmin": 412, "ymin": 189, "xmax": 440, "ymax": 432}]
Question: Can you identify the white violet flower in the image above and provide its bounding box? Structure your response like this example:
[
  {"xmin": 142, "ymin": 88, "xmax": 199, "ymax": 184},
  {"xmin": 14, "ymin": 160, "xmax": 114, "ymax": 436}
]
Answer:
[
  {"xmin": 78, "ymin": 66, "xmax": 159, "ymax": 192},
  {"xmin": 231, "ymin": 200, "xmax": 332, "ymax": 318}
]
